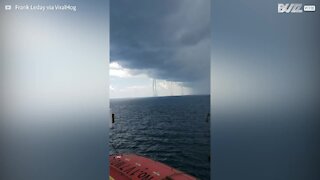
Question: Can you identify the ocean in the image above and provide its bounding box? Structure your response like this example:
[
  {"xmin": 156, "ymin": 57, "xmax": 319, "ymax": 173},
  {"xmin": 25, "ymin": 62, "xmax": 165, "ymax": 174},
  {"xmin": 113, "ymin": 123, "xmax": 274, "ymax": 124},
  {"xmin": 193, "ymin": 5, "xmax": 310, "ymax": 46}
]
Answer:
[{"xmin": 109, "ymin": 95, "xmax": 210, "ymax": 180}]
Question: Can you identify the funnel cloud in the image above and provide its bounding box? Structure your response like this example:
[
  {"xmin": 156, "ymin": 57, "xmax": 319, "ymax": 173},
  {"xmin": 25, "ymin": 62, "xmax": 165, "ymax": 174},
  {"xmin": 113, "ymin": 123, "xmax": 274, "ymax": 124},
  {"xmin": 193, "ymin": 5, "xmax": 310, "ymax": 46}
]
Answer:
[{"xmin": 110, "ymin": 0, "xmax": 210, "ymax": 98}]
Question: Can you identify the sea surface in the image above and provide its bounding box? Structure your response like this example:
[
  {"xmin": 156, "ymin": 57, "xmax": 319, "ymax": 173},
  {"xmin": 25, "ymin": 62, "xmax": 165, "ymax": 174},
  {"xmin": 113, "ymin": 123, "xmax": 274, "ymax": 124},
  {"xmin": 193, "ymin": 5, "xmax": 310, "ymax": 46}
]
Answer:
[{"xmin": 109, "ymin": 95, "xmax": 210, "ymax": 180}]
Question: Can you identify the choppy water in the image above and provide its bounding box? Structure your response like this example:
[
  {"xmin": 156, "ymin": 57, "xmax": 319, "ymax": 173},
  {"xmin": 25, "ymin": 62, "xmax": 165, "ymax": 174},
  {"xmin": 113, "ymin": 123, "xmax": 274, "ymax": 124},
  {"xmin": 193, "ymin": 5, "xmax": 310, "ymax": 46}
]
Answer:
[{"xmin": 109, "ymin": 95, "xmax": 210, "ymax": 180}]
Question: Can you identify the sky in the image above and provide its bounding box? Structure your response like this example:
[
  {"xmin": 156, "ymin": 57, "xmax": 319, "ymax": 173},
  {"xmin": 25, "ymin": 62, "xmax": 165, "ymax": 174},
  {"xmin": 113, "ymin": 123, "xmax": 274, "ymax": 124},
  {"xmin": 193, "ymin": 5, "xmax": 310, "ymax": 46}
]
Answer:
[{"xmin": 110, "ymin": 0, "xmax": 210, "ymax": 98}]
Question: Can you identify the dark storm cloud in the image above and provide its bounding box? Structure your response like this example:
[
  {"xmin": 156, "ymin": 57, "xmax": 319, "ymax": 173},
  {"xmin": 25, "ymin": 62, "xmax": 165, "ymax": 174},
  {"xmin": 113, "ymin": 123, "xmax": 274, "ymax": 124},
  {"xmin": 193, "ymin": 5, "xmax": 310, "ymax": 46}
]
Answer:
[{"xmin": 111, "ymin": 0, "xmax": 210, "ymax": 94}]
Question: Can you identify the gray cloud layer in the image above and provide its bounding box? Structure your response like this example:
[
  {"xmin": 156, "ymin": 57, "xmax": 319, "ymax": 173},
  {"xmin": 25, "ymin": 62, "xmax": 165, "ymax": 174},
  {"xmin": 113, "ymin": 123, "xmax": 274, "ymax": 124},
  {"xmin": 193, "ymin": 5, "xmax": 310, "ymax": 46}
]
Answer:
[{"xmin": 110, "ymin": 0, "xmax": 210, "ymax": 94}]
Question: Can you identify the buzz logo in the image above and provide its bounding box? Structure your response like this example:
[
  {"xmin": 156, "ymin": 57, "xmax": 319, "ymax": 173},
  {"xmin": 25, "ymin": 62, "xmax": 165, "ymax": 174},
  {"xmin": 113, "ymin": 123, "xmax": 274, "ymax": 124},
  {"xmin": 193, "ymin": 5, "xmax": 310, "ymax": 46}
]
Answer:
[{"xmin": 278, "ymin": 3, "xmax": 303, "ymax": 13}]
